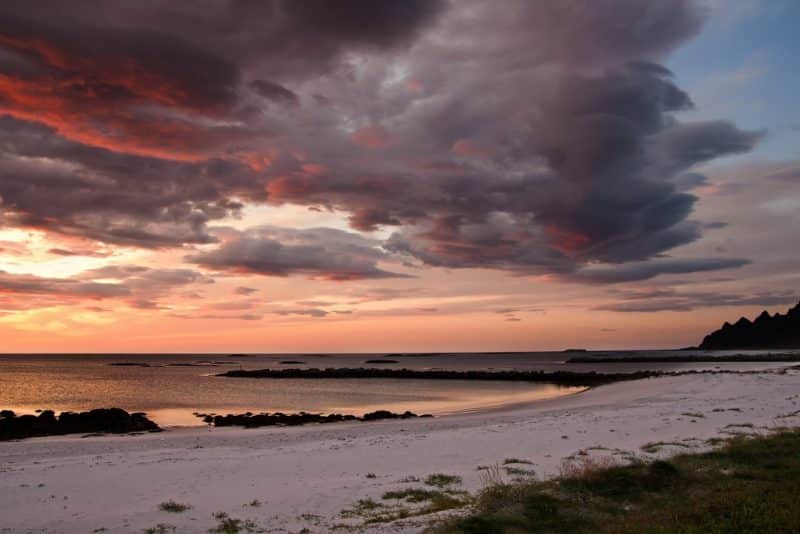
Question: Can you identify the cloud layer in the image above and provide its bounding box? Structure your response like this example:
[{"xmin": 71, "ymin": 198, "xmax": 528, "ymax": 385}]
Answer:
[
  {"xmin": 188, "ymin": 226, "xmax": 405, "ymax": 280},
  {"xmin": 0, "ymin": 1, "xmax": 763, "ymax": 287}
]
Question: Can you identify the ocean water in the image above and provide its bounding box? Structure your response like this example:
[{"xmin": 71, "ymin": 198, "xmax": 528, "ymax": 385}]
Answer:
[{"xmin": 0, "ymin": 351, "xmax": 795, "ymax": 426}]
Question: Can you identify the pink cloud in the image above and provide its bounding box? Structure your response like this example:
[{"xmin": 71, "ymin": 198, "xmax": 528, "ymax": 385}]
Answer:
[
  {"xmin": 352, "ymin": 125, "xmax": 393, "ymax": 148},
  {"xmin": 451, "ymin": 138, "xmax": 491, "ymax": 158}
]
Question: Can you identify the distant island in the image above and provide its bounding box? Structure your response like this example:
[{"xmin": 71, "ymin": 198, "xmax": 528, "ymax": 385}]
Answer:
[{"xmin": 699, "ymin": 301, "xmax": 800, "ymax": 350}]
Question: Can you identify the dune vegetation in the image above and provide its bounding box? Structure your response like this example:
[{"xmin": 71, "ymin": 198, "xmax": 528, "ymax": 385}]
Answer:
[{"xmin": 434, "ymin": 428, "xmax": 800, "ymax": 533}]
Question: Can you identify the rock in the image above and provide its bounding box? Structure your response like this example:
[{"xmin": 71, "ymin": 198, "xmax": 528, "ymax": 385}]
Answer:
[
  {"xmin": 195, "ymin": 409, "xmax": 419, "ymax": 428},
  {"xmin": 699, "ymin": 300, "xmax": 800, "ymax": 349},
  {"xmin": 218, "ymin": 367, "xmax": 660, "ymax": 387},
  {"xmin": 0, "ymin": 408, "xmax": 160, "ymax": 441}
]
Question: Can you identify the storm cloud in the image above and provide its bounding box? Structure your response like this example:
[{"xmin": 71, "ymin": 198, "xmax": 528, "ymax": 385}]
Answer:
[
  {"xmin": 188, "ymin": 226, "xmax": 406, "ymax": 280},
  {"xmin": 0, "ymin": 0, "xmax": 761, "ymax": 283}
]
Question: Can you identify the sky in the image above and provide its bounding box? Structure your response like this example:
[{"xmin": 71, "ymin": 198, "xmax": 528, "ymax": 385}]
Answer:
[{"xmin": 0, "ymin": 0, "xmax": 798, "ymax": 353}]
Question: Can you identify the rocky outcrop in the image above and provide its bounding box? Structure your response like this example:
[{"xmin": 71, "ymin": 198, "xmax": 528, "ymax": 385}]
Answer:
[
  {"xmin": 196, "ymin": 409, "xmax": 430, "ymax": 428},
  {"xmin": 218, "ymin": 367, "xmax": 662, "ymax": 387},
  {"xmin": 0, "ymin": 408, "xmax": 160, "ymax": 441},
  {"xmin": 699, "ymin": 301, "xmax": 800, "ymax": 350}
]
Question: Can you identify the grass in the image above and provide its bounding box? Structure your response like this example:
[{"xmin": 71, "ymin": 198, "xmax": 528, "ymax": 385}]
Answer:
[
  {"xmin": 158, "ymin": 500, "xmax": 191, "ymax": 513},
  {"xmin": 504, "ymin": 466, "xmax": 536, "ymax": 478},
  {"xmin": 367, "ymin": 488, "xmax": 471, "ymax": 524},
  {"xmin": 383, "ymin": 488, "xmax": 447, "ymax": 503},
  {"xmin": 143, "ymin": 525, "xmax": 176, "ymax": 534},
  {"xmin": 433, "ymin": 428, "xmax": 800, "ymax": 533},
  {"xmin": 339, "ymin": 484, "xmax": 473, "ymax": 526},
  {"xmin": 209, "ymin": 512, "xmax": 261, "ymax": 533},
  {"xmin": 502, "ymin": 458, "xmax": 533, "ymax": 465},
  {"xmin": 640, "ymin": 441, "xmax": 692, "ymax": 454},
  {"xmin": 425, "ymin": 473, "xmax": 463, "ymax": 487}
]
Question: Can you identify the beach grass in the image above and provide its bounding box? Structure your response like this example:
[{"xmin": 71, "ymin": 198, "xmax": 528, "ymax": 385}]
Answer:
[
  {"xmin": 424, "ymin": 473, "xmax": 463, "ymax": 488},
  {"xmin": 434, "ymin": 428, "xmax": 800, "ymax": 533},
  {"xmin": 209, "ymin": 512, "xmax": 260, "ymax": 533},
  {"xmin": 158, "ymin": 500, "xmax": 191, "ymax": 513}
]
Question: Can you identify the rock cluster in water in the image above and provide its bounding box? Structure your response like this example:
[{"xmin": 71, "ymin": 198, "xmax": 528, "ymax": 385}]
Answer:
[
  {"xmin": 219, "ymin": 367, "xmax": 659, "ymax": 387},
  {"xmin": 568, "ymin": 353, "xmax": 800, "ymax": 363},
  {"xmin": 198, "ymin": 409, "xmax": 430, "ymax": 428},
  {"xmin": 699, "ymin": 301, "xmax": 800, "ymax": 349},
  {"xmin": 0, "ymin": 408, "xmax": 160, "ymax": 441}
]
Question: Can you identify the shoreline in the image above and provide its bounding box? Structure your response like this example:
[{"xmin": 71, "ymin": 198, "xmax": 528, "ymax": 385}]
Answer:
[
  {"xmin": 3, "ymin": 367, "xmax": 800, "ymax": 532},
  {"xmin": 1, "ymin": 383, "xmax": 591, "ymax": 435}
]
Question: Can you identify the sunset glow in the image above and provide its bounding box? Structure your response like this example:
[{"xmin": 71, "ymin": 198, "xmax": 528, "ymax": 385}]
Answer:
[{"xmin": 0, "ymin": 1, "xmax": 798, "ymax": 352}]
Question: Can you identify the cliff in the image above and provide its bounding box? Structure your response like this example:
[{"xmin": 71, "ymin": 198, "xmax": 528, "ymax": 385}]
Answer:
[{"xmin": 699, "ymin": 301, "xmax": 800, "ymax": 349}]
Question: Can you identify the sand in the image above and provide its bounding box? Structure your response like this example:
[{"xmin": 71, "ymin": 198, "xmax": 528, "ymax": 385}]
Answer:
[{"xmin": 2, "ymin": 368, "xmax": 799, "ymax": 533}]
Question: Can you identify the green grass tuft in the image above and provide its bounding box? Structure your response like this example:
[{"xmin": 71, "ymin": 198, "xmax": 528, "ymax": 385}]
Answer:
[
  {"xmin": 502, "ymin": 458, "xmax": 533, "ymax": 465},
  {"xmin": 425, "ymin": 473, "xmax": 463, "ymax": 487},
  {"xmin": 435, "ymin": 429, "xmax": 800, "ymax": 533},
  {"xmin": 209, "ymin": 512, "xmax": 260, "ymax": 533},
  {"xmin": 383, "ymin": 487, "xmax": 444, "ymax": 503},
  {"xmin": 158, "ymin": 500, "xmax": 191, "ymax": 513}
]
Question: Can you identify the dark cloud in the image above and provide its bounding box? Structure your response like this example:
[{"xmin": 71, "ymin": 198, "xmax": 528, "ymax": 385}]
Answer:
[
  {"xmin": 764, "ymin": 164, "xmax": 800, "ymax": 182},
  {"xmin": 210, "ymin": 301, "xmax": 254, "ymax": 311},
  {"xmin": 188, "ymin": 226, "xmax": 407, "ymax": 280},
  {"xmin": 595, "ymin": 289, "xmax": 799, "ymax": 312},
  {"xmin": 274, "ymin": 308, "xmax": 328, "ymax": 318},
  {"xmin": 249, "ymin": 80, "xmax": 299, "ymax": 106},
  {"xmin": 0, "ymin": 0, "xmax": 759, "ymax": 285},
  {"xmin": 234, "ymin": 286, "xmax": 258, "ymax": 296},
  {"xmin": 47, "ymin": 247, "xmax": 110, "ymax": 258},
  {"xmin": 0, "ymin": 117, "xmax": 256, "ymax": 247},
  {"xmin": 561, "ymin": 258, "xmax": 750, "ymax": 284},
  {"xmin": 0, "ymin": 265, "xmax": 210, "ymax": 309},
  {"xmin": 0, "ymin": 270, "xmax": 131, "ymax": 299},
  {"xmin": 381, "ymin": 64, "xmax": 758, "ymax": 272},
  {"xmin": 170, "ymin": 312, "xmax": 262, "ymax": 321},
  {"xmin": 0, "ymin": 1, "xmax": 444, "ymax": 247}
]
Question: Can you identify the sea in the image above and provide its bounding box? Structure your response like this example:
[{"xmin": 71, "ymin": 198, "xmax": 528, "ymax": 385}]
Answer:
[{"xmin": 1, "ymin": 350, "xmax": 796, "ymax": 426}]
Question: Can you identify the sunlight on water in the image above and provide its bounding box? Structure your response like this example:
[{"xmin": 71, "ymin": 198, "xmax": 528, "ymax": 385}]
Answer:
[{"xmin": 1, "ymin": 351, "xmax": 793, "ymax": 426}]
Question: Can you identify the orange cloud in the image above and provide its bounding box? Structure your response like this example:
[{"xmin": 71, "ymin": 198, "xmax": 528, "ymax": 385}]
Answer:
[
  {"xmin": 0, "ymin": 34, "xmax": 239, "ymax": 162},
  {"xmin": 451, "ymin": 138, "xmax": 491, "ymax": 158},
  {"xmin": 405, "ymin": 77, "xmax": 424, "ymax": 93},
  {"xmin": 352, "ymin": 125, "xmax": 393, "ymax": 148},
  {"xmin": 545, "ymin": 224, "xmax": 591, "ymax": 255}
]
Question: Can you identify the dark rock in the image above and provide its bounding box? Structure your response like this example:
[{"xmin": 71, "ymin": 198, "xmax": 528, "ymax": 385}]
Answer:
[
  {"xmin": 0, "ymin": 408, "xmax": 160, "ymax": 441},
  {"xmin": 568, "ymin": 353, "xmax": 800, "ymax": 363},
  {"xmin": 218, "ymin": 367, "xmax": 660, "ymax": 387},
  {"xmin": 362, "ymin": 410, "xmax": 413, "ymax": 421},
  {"xmin": 699, "ymin": 300, "xmax": 800, "ymax": 349},
  {"xmin": 364, "ymin": 359, "xmax": 399, "ymax": 364},
  {"xmin": 194, "ymin": 409, "xmax": 420, "ymax": 428}
]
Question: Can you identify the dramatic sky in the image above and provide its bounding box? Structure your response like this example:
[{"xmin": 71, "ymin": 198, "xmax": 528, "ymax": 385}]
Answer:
[{"xmin": 0, "ymin": 0, "xmax": 797, "ymax": 352}]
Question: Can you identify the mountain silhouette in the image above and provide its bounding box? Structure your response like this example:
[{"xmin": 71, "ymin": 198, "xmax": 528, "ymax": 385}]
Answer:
[{"xmin": 699, "ymin": 300, "xmax": 800, "ymax": 349}]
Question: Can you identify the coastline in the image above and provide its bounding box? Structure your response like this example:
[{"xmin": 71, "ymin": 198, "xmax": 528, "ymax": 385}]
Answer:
[{"xmin": 2, "ymin": 367, "xmax": 799, "ymax": 533}]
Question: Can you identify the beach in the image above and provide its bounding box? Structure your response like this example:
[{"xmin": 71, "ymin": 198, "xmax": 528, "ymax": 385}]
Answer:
[{"xmin": 2, "ymin": 367, "xmax": 799, "ymax": 533}]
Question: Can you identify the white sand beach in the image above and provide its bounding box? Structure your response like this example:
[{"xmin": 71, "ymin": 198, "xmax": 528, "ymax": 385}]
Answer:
[{"xmin": 2, "ymin": 368, "xmax": 799, "ymax": 533}]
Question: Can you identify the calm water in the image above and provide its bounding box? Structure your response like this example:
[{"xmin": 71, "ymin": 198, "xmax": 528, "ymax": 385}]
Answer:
[{"xmin": 1, "ymin": 351, "xmax": 795, "ymax": 426}]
